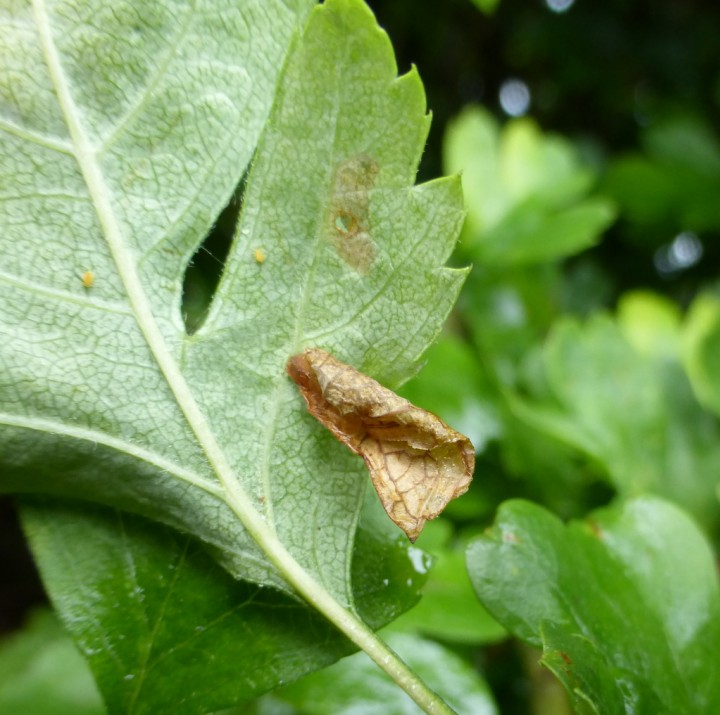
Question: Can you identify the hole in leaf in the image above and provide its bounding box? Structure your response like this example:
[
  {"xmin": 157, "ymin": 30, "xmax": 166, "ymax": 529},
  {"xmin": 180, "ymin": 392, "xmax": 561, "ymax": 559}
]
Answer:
[
  {"xmin": 182, "ymin": 172, "xmax": 247, "ymax": 334},
  {"xmin": 334, "ymin": 211, "xmax": 358, "ymax": 235}
]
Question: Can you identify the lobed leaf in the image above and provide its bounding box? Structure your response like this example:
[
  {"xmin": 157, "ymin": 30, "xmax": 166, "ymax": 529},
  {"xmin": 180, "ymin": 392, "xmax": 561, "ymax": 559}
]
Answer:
[
  {"xmin": 509, "ymin": 310, "xmax": 720, "ymax": 529},
  {"xmin": 1, "ymin": 0, "xmax": 313, "ymax": 585},
  {"xmin": 443, "ymin": 106, "xmax": 615, "ymax": 265},
  {"xmin": 467, "ymin": 497, "xmax": 720, "ymax": 714},
  {"xmin": 1, "ymin": 1, "xmax": 468, "ymax": 712},
  {"xmin": 0, "ymin": 0, "xmax": 466, "ymax": 606}
]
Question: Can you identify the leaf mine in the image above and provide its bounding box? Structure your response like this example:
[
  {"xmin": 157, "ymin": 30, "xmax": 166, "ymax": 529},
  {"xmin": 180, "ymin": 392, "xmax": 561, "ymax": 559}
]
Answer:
[
  {"xmin": 287, "ymin": 348, "xmax": 475, "ymax": 541},
  {"xmin": 325, "ymin": 154, "xmax": 379, "ymax": 274}
]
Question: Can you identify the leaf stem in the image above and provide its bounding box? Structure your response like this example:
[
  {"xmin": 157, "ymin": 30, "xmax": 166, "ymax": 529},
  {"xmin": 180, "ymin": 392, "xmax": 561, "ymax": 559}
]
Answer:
[
  {"xmin": 268, "ymin": 543, "xmax": 457, "ymax": 715},
  {"xmin": 33, "ymin": 1, "xmax": 455, "ymax": 712}
]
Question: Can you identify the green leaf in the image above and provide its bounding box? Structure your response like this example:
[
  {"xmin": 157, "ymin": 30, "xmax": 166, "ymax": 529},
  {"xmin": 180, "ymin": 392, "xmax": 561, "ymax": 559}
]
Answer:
[
  {"xmin": 683, "ymin": 292, "xmax": 720, "ymax": 418},
  {"xmin": 510, "ymin": 310, "xmax": 720, "ymax": 529},
  {"xmin": 644, "ymin": 113, "xmax": 720, "ymax": 174},
  {"xmin": 443, "ymin": 106, "xmax": 615, "ymax": 265},
  {"xmin": 459, "ymin": 261, "xmax": 565, "ymax": 389},
  {"xmin": 1, "ymin": 1, "xmax": 466, "ymax": 712},
  {"xmin": 352, "ymin": 489, "xmax": 431, "ymax": 631},
  {"xmin": 272, "ymin": 632, "xmax": 498, "ymax": 715},
  {"xmin": 20, "ymin": 493, "xmax": 427, "ymax": 714},
  {"xmin": 616, "ymin": 290, "xmax": 681, "ymax": 360},
  {"xmin": 19, "ymin": 499, "xmax": 354, "ymax": 714},
  {"xmin": 603, "ymin": 114, "xmax": 720, "ymax": 238},
  {"xmin": 389, "ymin": 521, "xmax": 506, "ymax": 645},
  {"xmin": 398, "ymin": 335, "xmax": 501, "ymax": 453},
  {"xmin": 475, "ymin": 196, "xmax": 615, "ymax": 266},
  {"xmin": 468, "ymin": 0, "xmax": 501, "ymax": 15},
  {"xmin": 0, "ymin": 610, "xmax": 103, "ymax": 715},
  {"xmin": 466, "ymin": 497, "xmax": 720, "ymax": 714},
  {"xmin": 0, "ymin": 0, "xmax": 465, "ymax": 598},
  {"xmin": 601, "ymin": 156, "xmax": 679, "ymax": 230},
  {"xmin": 1, "ymin": 0, "xmax": 313, "ymax": 586}
]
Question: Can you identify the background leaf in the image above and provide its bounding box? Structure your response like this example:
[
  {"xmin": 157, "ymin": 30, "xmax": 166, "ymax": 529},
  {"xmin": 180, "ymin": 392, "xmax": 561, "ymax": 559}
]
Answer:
[
  {"xmin": 509, "ymin": 305, "xmax": 720, "ymax": 530},
  {"xmin": 444, "ymin": 106, "xmax": 616, "ymax": 265},
  {"xmin": 388, "ymin": 520, "xmax": 506, "ymax": 645},
  {"xmin": 603, "ymin": 114, "xmax": 720, "ymax": 242},
  {"xmin": 683, "ymin": 292, "xmax": 720, "ymax": 418},
  {"xmin": 269, "ymin": 632, "xmax": 498, "ymax": 715},
  {"xmin": 20, "ymin": 500, "xmax": 350, "ymax": 714},
  {"xmin": 0, "ymin": 610, "xmax": 103, "ymax": 715},
  {"xmin": 466, "ymin": 497, "xmax": 720, "ymax": 714},
  {"xmin": 20, "ymin": 493, "xmax": 427, "ymax": 714}
]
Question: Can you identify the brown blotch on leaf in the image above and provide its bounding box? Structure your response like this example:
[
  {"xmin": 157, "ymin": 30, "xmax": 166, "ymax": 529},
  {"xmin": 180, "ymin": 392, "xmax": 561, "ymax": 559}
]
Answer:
[
  {"xmin": 325, "ymin": 154, "xmax": 379, "ymax": 274},
  {"xmin": 286, "ymin": 348, "xmax": 475, "ymax": 542}
]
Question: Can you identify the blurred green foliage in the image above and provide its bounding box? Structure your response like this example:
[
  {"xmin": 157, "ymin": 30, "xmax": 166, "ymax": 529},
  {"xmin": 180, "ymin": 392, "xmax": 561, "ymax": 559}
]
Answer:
[{"xmin": 0, "ymin": 611, "xmax": 103, "ymax": 715}]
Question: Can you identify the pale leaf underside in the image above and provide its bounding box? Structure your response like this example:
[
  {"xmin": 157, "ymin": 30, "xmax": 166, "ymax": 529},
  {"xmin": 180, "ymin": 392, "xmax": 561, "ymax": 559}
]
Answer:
[{"xmin": 1, "ymin": 0, "xmax": 467, "ymax": 608}]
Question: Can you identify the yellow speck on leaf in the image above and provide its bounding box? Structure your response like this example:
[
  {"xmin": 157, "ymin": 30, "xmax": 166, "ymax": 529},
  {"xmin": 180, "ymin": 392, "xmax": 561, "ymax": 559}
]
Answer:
[
  {"xmin": 286, "ymin": 348, "xmax": 475, "ymax": 542},
  {"xmin": 254, "ymin": 248, "xmax": 266, "ymax": 264},
  {"xmin": 81, "ymin": 271, "xmax": 94, "ymax": 288}
]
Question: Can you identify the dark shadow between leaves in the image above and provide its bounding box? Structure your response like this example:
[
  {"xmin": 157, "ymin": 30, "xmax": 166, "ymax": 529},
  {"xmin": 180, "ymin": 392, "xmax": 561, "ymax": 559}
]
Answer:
[{"xmin": 181, "ymin": 171, "xmax": 248, "ymax": 335}]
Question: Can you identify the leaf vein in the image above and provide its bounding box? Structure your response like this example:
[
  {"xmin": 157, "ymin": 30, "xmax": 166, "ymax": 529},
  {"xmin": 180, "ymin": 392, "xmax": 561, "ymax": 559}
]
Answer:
[
  {"xmin": 0, "ymin": 412, "xmax": 223, "ymax": 498},
  {"xmin": 0, "ymin": 116, "xmax": 72, "ymax": 154},
  {"xmin": 96, "ymin": 0, "xmax": 199, "ymax": 156}
]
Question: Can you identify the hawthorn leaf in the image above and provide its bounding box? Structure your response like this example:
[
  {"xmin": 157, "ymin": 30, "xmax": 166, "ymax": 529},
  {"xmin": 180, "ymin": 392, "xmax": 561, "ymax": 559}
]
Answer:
[
  {"xmin": 0, "ymin": 0, "xmax": 312, "ymax": 584},
  {"xmin": 683, "ymin": 292, "xmax": 720, "ymax": 417},
  {"xmin": 0, "ymin": 0, "xmax": 466, "ymax": 637},
  {"xmin": 509, "ymin": 312, "xmax": 720, "ymax": 529},
  {"xmin": 444, "ymin": 106, "xmax": 615, "ymax": 265},
  {"xmin": 602, "ymin": 114, "xmax": 720, "ymax": 235},
  {"xmin": 467, "ymin": 497, "xmax": 720, "ymax": 714},
  {"xmin": 19, "ymin": 499, "xmax": 351, "ymax": 714}
]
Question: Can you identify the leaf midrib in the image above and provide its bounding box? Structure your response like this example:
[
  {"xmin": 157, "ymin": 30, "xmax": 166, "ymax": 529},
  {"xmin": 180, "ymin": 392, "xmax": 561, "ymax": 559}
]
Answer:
[
  {"xmin": 254, "ymin": 100, "xmax": 343, "ymax": 533},
  {"xmin": 31, "ymin": 0, "xmax": 277, "ymax": 566}
]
